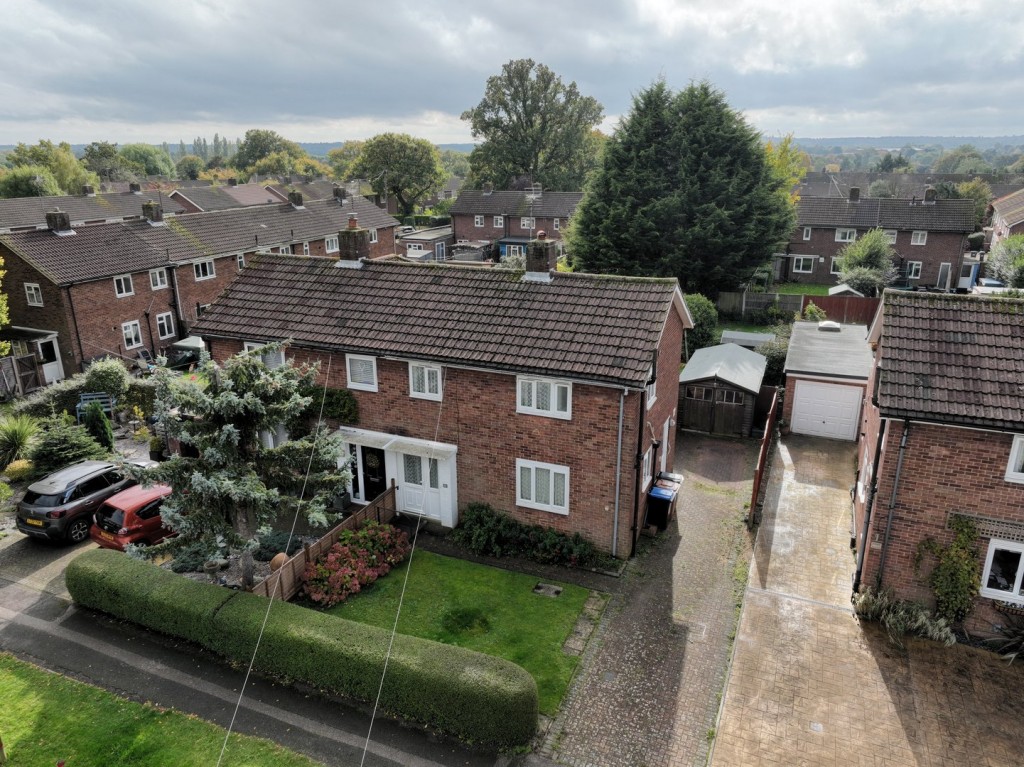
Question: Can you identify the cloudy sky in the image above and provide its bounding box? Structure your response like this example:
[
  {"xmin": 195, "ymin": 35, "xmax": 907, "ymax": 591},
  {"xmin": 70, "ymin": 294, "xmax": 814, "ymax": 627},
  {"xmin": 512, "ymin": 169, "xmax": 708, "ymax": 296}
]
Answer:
[{"xmin": 2, "ymin": 0, "xmax": 1022, "ymax": 147}]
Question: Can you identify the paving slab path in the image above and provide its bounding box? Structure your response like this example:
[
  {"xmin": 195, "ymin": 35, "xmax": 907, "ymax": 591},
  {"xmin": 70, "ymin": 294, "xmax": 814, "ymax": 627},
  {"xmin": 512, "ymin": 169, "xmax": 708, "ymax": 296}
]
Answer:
[{"xmin": 711, "ymin": 435, "xmax": 1024, "ymax": 767}]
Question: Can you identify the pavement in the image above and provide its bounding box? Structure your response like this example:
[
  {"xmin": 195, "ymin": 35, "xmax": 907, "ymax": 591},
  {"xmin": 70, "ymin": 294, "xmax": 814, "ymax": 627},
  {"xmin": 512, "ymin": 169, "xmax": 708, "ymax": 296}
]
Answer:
[{"xmin": 711, "ymin": 435, "xmax": 1024, "ymax": 767}]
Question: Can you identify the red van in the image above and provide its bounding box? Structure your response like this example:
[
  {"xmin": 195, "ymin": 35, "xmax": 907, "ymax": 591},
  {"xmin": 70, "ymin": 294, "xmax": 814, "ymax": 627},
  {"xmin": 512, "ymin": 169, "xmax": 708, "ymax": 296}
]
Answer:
[{"xmin": 90, "ymin": 484, "xmax": 174, "ymax": 551}]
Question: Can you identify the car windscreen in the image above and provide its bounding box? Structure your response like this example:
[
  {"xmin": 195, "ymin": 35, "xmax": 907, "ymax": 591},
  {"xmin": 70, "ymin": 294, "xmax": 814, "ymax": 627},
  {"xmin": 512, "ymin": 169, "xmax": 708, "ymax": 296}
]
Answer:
[
  {"xmin": 95, "ymin": 503, "xmax": 126, "ymax": 528},
  {"xmin": 22, "ymin": 491, "xmax": 67, "ymax": 507}
]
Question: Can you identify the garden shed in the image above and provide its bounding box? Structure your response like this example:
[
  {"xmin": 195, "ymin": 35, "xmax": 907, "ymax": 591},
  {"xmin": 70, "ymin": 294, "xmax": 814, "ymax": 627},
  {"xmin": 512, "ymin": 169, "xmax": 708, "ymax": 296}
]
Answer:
[
  {"xmin": 679, "ymin": 343, "xmax": 766, "ymax": 437},
  {"xmin": 782, "ymin": 321, "xmax": 873, "ymax": 441}
]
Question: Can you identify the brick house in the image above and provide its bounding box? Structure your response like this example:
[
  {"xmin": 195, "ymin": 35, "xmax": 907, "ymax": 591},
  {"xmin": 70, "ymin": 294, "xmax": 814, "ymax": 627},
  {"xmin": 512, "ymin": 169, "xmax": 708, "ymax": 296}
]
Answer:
[
  {"xmin": 0, "ymin": 195, "xmax": 398, "ymax": 377},
  {"xmin": 852, "ymin": 290, "xmax": 1024, "ymax": 632},
  {"xmin": 780, "ymin": 190, "xmax": 975, "ymax": 289},
  {"xmin": 192, "ymin": 235, "xmax": 692, "ymax": 558},
  {"xmin": 0, "ymin": 183, "xmax": 188, "ymax": 233},
  {"xmin": 990, "ymin": 187, "xmax": 1024, "ymax": 250},
  {"xmin": 450, "ymin": 189, "xmax": 582, "ymax": 260}
]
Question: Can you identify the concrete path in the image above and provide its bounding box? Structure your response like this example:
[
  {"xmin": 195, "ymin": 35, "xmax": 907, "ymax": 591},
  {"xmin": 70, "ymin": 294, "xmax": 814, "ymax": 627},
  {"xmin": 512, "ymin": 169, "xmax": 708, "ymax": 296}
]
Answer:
[
  {"xmin": 711, "ymin": 435, "xmax": 1024, "ymax": 767},
  {"xmin": 544, "ymin": 434, "xmax": 759, "ymax": 767}
]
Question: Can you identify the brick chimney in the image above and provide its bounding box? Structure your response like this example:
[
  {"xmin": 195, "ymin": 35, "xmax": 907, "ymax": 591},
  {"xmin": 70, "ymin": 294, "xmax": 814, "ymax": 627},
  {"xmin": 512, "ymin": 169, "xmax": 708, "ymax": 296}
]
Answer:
[
  {"xmin": 82, "ymin": 184, "xmax": 95, "ymax": 196},
  {"xmin": 142, "ymin": 200, "xmax": 164, "ymax": 224},
  {"xmin": 129, "ymin": 182, "xmax": 142, "ymax": 194},
  {"xmin": 228, "ymin": 178, "xmax": 238, "ymax": 186},
  {"xmin": 336, "ymin": 214, "xmax": 369, "ymax": 266},
  {"xmin": 288, "ymin": 191, "xmax": 304, "ymax": 208},
  {"xmin": 924, "ymin": 186, "xmax": 937, "ymax": 204},
  {"xmin": 848, "ymin": 186, "xmax": 860, "ymax": 203},
  {"xmin": 483, "ymin": 182, "xmax": 494, "ymax": 196},
  {"xmin": 332, "ymin": 186, "xmax": 347, "ymax": 203},
  {"xmin": 524, "ymin": 230, "xmax": 556, "ymax": 282},
  {"xmin": 45, "ymin": 209, "xmax": 73, "ymax": 234}
]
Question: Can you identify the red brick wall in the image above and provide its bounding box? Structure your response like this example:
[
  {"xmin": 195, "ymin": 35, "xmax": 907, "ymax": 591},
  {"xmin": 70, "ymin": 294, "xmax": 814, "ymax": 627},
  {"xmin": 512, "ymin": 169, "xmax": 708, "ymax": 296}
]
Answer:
[
  {"xmin": 452, "ymin": 214, "xmax": 567, "ymax": 243},
  {"xmin": 174, "ymin": 255, "xmax": 243, "ymax": 333},
  {"xmin": 860, "ymin": 420, "xmax": 1024, "ymax": 632},
  {"xmin": 208, "ymin": 325, "xmax": 682, "ymax": 557},
  {"xmin": 1, "ymin": 244, "xmax": 76, "ymax": 367}
]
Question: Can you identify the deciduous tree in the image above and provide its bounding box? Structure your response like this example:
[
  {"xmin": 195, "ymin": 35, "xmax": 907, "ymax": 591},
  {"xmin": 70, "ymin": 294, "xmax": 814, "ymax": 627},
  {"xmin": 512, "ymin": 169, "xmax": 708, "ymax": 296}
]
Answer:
[
  {"xmin": 82, "ymin": 141, "xmax": 139, "ymax": 182},
  {"xmin": 5, "ymin": 140, "xmax": 98, "ymax": 194},
  {"xmin": 351, "ymin": 133, "xmax": 445, "ymax": 216},
  {"xmin": 836, "ymin": 228, "xmax": 898, "ymax": 296},
  {"xmin": 461, "ymin": 59, "xmax": 603, "ymax": 191},
  {"xmin": 989, "ymin": 234, "xmax": 1024, "ymax": 287},
  {"xmin": 327, "ymin": 141, "xmax": 364, "ymax": 181},
  {"xmin": 0, "ymin": 166, "xmax": 62, "ymax": 197},
  {"xmin": 233, "ymin": 129, "xmax": 305, "ymax": 172},
  {"xmin": 119, "ymin": 144, "xmax": 175, "ymax": 177},
  {"xmin": 176, "ymin": 154, "xmax": 205, "ymax": 180}
]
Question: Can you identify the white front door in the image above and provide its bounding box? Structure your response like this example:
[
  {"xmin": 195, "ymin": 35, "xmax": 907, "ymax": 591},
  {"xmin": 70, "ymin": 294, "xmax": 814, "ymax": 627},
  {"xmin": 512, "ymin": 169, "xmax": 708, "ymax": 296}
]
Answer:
[
  {"xmin": 37, "ymin": 338, "xmax": 64, "ymax": 384},
  {"xmin": 937, "ymin": 262, "xmax": 951, "ymax": 290},
  {"xmin": 399, "ymin": 453, "xmax": 446, "ymax": 524}
]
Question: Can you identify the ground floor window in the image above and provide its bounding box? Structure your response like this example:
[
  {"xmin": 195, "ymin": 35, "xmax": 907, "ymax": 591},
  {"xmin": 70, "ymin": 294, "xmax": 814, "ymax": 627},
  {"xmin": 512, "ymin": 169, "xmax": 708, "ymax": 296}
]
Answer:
[
  {"xmin": 517, "ymin": 459, "xmax": 568, "ymax": 515},
  {"xmin": 980, "ymin": 538, "xmax": 1024, "ymax": 605}
]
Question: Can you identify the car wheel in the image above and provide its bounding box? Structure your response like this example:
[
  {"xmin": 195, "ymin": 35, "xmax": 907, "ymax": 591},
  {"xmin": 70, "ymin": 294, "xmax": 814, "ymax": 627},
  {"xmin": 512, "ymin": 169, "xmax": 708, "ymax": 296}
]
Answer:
[{"xmin": 66, "ymin": 518, "xmax": 91, "ymax": 544}]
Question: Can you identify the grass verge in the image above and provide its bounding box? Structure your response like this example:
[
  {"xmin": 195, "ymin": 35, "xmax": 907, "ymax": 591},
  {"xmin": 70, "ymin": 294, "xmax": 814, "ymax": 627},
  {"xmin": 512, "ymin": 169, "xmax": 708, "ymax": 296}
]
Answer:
[
  {"xmin": 330, "ymin": 550, "xmax": 590, "ymax": 716},
  {"xmin": 0, "ymin": 652, "xmax": 320, "ymax": 767}
]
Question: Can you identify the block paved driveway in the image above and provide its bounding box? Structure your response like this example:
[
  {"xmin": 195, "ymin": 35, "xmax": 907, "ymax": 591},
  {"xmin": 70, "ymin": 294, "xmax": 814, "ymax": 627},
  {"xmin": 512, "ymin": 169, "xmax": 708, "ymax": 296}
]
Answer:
[{"xmin": 711, "ymin": 435, "xmax": 1024, "ymax": 767}]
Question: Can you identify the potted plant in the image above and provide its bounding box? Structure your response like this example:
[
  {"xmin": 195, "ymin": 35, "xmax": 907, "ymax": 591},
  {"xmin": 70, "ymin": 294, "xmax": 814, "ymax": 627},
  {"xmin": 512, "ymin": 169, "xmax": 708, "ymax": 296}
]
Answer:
[{"xmin": 148, "ymin": 434, "xmax": 166, "ymax": 462}]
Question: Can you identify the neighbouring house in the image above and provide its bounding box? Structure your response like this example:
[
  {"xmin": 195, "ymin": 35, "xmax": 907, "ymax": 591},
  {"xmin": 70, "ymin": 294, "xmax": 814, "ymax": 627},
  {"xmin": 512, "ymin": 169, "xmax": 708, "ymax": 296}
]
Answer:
[
  {"xmin": 853, "ymin": 290, "xmax": 1024, "ymax": 633},
  {"xmin": 797, "ymin": 171, "xmax": 1024, "ymax": 202},
  {"xmin": 0, "ymin": 184, "xmax": 188, "ymax": 233},
  {"xmin": 989, "ymin": 187, "xmax": 1024, "ymax": 250},
  {"xmin": 397, "ymin": 225, "xmax": 454, "ymax": 261},
  {"xmin": 780, "ymin": 189, "xmax": 976, "ymax": 290},
  {"xmin": 419, "ymin": 176, "xmax": 464, "ymax": 210},
  {"xmin": 679, "ymin": 344, "xmax": 766, "ymax": 438},
  {"xmin": 168, "ymin": 180, "xmax": 290, "ymax": 212},
  {"xmin": 450, "ymin": 188, "xmax": 583, "ymax": 260},
  {"xmin": 191, "ymin": 234, "xmax": 692, "ymax": 558},
  {"xmin": 0, "ymin": 195, "xmax": 398, "ymax": 378},
  {"xmin": 782, "ymin": 321, "xmax": 873, "ymax": 441}
]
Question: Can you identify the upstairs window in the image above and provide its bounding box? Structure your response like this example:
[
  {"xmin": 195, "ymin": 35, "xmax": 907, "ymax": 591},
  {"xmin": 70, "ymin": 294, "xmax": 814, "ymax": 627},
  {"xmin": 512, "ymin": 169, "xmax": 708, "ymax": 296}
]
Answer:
[
  {"xmin": 113, "ymin": 274, "xmax": 134, "ymax": 297},
  {"xmin": 149, "ymin": 269, "xmax": 168, "ymax": 290},
  {"xmin": 325, "ymin": 235, "xmax": 339, "ymax": 253},
  {"xmin": 911, "ymin": 230, "xmax": 927, "ymax": 246},
  {"xmin": 474, "ymin": 215, "xmax": 484, "ymax": 227},
  {"xmin": 1006, "ymin": 435, "xmax": 1024, "ymax": 484},
  {"xmin": 370, "ymin": 229, "xmax": 378, "ymax": 244},
  {"xmin": 493, "ymin": 215, "xmax": 504, "ymax": 227},
  {"xmin": 835, "ymin": 228, "xmax": 856, "ymax": 243},
  {"xmin": 346, "ymin": 354, "xmax": 378, "ymax": 392},
  {"xmin": 553, "ymin": 218, "xmax": 561, "ymax": 231},
  {"xmin": 193, "ymin": 259, "xmax": 216, "ymax": 281},
  {"xmin": 236, "ymin": 253, "xmax": 246, "ymax": 270},
  {"xmin": 646, "ymin": 364, "xmax": 657, "ymax": 407},
  {"xmin": 302, "ymin": 242, "xmax": 310, "ymax": 256},
  {"xmin": 518, "ymin": 377, "xmax": 571, "ymax": 419},
  {"xmin": 521, "ymin": 216, "xmax": 535, "ymax": 229},
  {"xmin": 24, "ymin": 283, "xmax": 43, "ymax": 307},
  {"xmin": 883, "ymin": 229, "xmax": 898, "ymax": 244},
  {"xmin": 409, "ymin": 362, "xmax": 442, "ymax": 401},
  {"xmin": 802, "ymin": 226, "xmax": 812, "ymax": 240}
]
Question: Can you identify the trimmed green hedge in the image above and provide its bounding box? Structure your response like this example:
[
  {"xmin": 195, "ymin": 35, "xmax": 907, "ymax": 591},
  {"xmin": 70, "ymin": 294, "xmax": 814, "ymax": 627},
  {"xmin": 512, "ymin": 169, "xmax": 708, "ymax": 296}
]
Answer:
[{"xmin": 66, "ymin": 549, "xmax": 538, "ymax": 749}]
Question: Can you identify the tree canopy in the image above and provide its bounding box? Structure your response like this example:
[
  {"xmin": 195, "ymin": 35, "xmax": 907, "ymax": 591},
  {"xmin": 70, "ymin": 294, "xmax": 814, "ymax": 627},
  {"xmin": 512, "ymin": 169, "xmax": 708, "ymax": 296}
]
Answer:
[
  {"xmin": 461, "ymin": 59, "xmax": 604, "ymax": 191},
  {"xmin": 989, "ymin": 234, "xmax": 1024, "ymax": 288},
  {"xmin": 233, "ymin": 129, "xmax": 305, "ymax": 173},
  {"xmin": 141, "ymin": 346, "xmax": 348, "ymax": 587},
  {"xmin": 4, "ymin": 140, "xmax": 99, "ymax": 195},
  {"xmin": 326, "ymin": 141, "xmax": 365, "ymax": 181},
  {"xmin": 567, "ymin": 80, "xmax": 794, "ymax": 297},
  {"xmin": 350, "ymin": 133, "xmax": 445, "ymax": 216},
  {"xmin": 0, "ymin": 165, "xmax": 62, "ymax": 198},
  {"xmin": 119, "ymin": 144, "xmax": 176, "ymax": 178},
  {"xmin": 175, "ymin": 154, "xmax": 205, "ymax": 180},
  {"xmin": 764, "ymin": 133, "xmax": 809, "ymax": 205},
  {"xmin": 836, "ymin": 228, "xmax": 898, "ymax": 295},
  {"xmin": 82, "ymin": 141, "xmax": 139, "ymax": 182}
]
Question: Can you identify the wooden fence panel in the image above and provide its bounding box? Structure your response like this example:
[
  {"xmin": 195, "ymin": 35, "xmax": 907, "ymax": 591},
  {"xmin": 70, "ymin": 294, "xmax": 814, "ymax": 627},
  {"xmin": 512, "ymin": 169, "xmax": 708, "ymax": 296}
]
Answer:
[
  {"xmin": 250, "ymin": 482, "xmax": 398, "ymax": 601},
  {"xmin": 801, "ymin": 295, "xmax": 880, "ymax": 325},
  {"xmin": 748, "ymin": 388, "xmax": 779, "ymax": 528}
]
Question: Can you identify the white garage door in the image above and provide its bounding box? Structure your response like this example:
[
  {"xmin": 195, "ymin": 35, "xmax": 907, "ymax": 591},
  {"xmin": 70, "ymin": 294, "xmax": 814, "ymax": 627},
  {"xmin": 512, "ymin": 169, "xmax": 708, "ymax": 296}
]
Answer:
[{"xmin": 791, "ymin": 380, "xmax": 863, "ymax": 441}]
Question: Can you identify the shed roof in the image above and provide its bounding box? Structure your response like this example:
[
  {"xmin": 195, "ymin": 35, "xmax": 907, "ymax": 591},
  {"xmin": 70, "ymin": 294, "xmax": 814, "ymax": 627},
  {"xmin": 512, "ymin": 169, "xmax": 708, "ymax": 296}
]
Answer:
[
  {"xmin": 784, "ymin": 321, "xmax": 873, "ymax": 381},
  {"xmin": 679, "ymin": 344, "xmax": 767, "ymax": 394}
]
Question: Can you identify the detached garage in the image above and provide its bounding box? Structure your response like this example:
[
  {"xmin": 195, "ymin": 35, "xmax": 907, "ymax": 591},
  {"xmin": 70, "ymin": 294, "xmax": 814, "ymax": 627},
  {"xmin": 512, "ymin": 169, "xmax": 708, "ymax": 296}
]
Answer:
[
  {"xmin": 783, "ymin": 321, "xmax": 873, "ymax": 441},
  {"xmin": 679, "ymin": 343, "xmax": 767, "ymax": 437}
]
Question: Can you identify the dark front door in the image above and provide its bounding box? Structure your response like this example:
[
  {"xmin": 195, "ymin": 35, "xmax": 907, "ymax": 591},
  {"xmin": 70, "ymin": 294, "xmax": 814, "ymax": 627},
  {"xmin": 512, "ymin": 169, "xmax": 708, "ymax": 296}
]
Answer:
[{"xmin": 361, "ymin": 446, "xmax": 387, "ymax": 500}]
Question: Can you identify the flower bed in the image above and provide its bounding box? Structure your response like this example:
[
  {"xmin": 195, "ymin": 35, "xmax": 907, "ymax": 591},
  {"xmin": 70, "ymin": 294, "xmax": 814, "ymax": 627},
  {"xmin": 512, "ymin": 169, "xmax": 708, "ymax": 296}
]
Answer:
[{"xmin": 301, "ymin": 521, "xmax": 410, "ymax": 607}]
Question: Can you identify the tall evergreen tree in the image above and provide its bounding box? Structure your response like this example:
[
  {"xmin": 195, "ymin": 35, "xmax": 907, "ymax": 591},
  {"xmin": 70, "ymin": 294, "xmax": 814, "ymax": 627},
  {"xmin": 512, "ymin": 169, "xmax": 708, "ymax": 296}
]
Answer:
[{"xmin": 569, "ymin": 80, "xmax": 794, "ymax": 297}]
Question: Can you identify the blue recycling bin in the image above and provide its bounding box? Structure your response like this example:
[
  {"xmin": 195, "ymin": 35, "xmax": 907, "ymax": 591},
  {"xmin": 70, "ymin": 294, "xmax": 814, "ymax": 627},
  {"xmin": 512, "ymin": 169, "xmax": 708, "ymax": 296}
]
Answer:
[{"xmin": 645, "ymin": 471, "xmax": 683, "ymax": 530}]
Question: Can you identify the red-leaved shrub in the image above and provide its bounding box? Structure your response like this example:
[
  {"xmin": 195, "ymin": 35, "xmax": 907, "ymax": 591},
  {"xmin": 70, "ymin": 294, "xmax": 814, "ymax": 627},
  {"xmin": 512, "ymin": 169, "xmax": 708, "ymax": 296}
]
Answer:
[{"xmin": 301, "ymin": 522, "xmax": 411, "ymax": 607}]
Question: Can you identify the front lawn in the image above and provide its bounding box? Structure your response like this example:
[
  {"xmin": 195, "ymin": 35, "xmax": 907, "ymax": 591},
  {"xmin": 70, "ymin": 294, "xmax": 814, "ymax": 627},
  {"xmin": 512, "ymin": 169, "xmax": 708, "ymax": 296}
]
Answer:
[
  {"xmin": 0, "ymin": 653, "xmax": 319, "ymax": 767},
  {"xmin": 330, "ymin": 550, "xmax": 592, "ymax": 715},
  {"xmin": 771, "ymin": 282, "xmax": 832, "ymax": 296}
]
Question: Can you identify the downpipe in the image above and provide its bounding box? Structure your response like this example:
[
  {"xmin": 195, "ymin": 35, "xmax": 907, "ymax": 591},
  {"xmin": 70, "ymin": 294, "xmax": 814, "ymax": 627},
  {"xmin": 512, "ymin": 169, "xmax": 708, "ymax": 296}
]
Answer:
[{"xmin": 875, "ymin": 419, "xmax": 909, "ymax": 590}]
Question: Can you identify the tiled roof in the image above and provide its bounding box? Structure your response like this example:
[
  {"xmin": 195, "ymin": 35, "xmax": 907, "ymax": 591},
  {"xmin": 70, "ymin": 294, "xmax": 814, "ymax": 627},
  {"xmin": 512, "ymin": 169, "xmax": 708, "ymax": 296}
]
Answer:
[
  {"xmin": 192, "ymin": 254, "xmax": 684, "ymax": 388},
  {"xmin": 992, "ymin": 188, "xmax": 1024, "ymax": 227},
  {"xmin": 876, "ymin": 291, "xmax": 1024, "ymax": 430},
  {"xmin": 0, "ymin": 196, "xmax": 400, "ymax": 285},
  {"xmin": 0, "ymin": 191, "xmax": 187, "ymax": 232},
  {"xmin": 266, "ymin": 180, "xmax": 337, "ymax": 202},
  {"xmin": 797, "ymin": 196, "xmax": 975, "ymax": 232},
  {"xmin": 451, "ymin": 190, "xmax": 583, "ymax": 218},
  {"xmin": 797, "ymin": 172, "xmax": 1024, "ymax": 201},
  {"xmin": 170, "ymin": 184, "xmax": 285, "ymax": 211}
]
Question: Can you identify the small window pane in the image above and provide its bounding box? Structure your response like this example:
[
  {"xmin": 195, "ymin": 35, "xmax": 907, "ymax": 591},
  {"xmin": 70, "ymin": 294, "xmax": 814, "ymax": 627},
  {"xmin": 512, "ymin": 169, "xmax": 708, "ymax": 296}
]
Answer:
[
  {"xmin": 553, "ymin": 472, "xmax": 566, "ymax": 507},
  {"xmin": 536, "ymin": 381, "xmax": 551, "ymax": 411},
  {"xmin": 535, "ymin": 468, "xmax": 551, "ymax": 505},
  {"xmin": 412, "ymin": 365, "xmax": 425, "ymax": 392},
  {"xmin": 519, "ymin": 466, "xmax": 532, "ymax": 501},
  {"xmin": 426, "ymin": 368, "xmax": 439, "ymax": 394},
  {"xmin": 556, "ymin": 385, "xmax": 569, "ymax": 413},
  {"xmin": 403, "ymin": 454, "xmax": 422, "ymax": 486},
  {"xmin": 429, "ymin": 458, "xmax": 439, "ymax": 489},
  {"xmin": 519, "ymin": 380, "xmax": 533, "ymax": 408}
]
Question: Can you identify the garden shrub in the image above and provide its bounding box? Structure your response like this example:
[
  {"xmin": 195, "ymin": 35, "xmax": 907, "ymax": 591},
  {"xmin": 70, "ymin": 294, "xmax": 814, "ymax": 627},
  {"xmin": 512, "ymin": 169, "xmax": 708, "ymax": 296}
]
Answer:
[
  {"xmin": 915, "ymin": 516, "xmax": 981, "ymax": 624},
  {"xmin": 301, "ymin": 522, "xmax": 411, "ymax": 607},
  {"xmin": 4, "ymin": 459, "xmax": 33, "ymax": 482},
  {"xmin": 66, "ymin": 549, "xmax": 538, "ymax": 749},
  {"xmin": 853, "ymin": 587, "xmax": 956, "ymax": 650},
  {"xmin": 11, "ymin": 376, "xmax": 88, "ymax": 417},
  {"xmin": 28, "ymin": 413, "xmax": 108, "ymax": 478},
  {"xmin": 83, "ymin": 357, "xmax": 131, "ymax": 401},
  {"xmin": 683, "ymin": 294, "xmax": 718, "ymax": 353},
  {"xmin": 0, "ymin": 413, "xmax": 39, "ymax": 468},
  {"xmin": 123, "ymin": 376, "xmax": 158, "ymax": 417},
  {"xmin": 451, "ymin": 503, "xmax": 597, "ymax": 567},
  {"xmin": 170, "ymin": 541, "xmax": 221, "ymax": 574},
  {"xmin": 802, "ymin": 301, "xmax": 827, "ymax": 322},
  {"xmin": 253, "ymin": 531, "xmax": 304, "ymax": 561},
  {"xmin": 82, "ymin": 401, "xmax": 115, "ymax": 451}
]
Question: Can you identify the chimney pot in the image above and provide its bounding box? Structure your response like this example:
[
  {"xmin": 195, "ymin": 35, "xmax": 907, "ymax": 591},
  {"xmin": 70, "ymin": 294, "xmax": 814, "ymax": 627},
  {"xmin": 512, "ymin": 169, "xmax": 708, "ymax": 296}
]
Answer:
[
  {"xmin": 142, "ymin": 200, "xmax": 164, "ymax": 224},
  {"xmin": 129, "ymin": 182, "xmax": 142, "ymax": 194},
  {"xmin": 924, "ymin": 187, "xmax": 937, "ymax": 204},
  {"xmin": 333, "ymin": 186, "xmax": 347, "ymax": 202},
  {"xmin": 45, "ymin": 209, "xmax": 72, "ymax": 233},
  {"xmin": 348, "ymin": 214, "xmax": 359, "ymax": 230},
  {"xmin": 82, "ymin": 184, "xmax": 95, "ymax": 196},
  {"xmin": 288, "ymin": 190, "xmax": 304, "ymax": 208}
]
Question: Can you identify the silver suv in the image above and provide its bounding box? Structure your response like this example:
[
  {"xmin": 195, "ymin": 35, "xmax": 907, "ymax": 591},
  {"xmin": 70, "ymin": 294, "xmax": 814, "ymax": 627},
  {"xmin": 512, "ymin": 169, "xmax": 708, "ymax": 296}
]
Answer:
[{"xmin": 17, "ymin": 461, "xmax": 135, "ymax": 544}]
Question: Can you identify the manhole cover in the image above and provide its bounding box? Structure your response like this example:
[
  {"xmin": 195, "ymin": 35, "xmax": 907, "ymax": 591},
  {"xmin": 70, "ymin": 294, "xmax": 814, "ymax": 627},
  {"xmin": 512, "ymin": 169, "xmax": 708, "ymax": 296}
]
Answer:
[
  {"xmin": 533, "ymin": 583, "xmax": 563, "ymax": 597},
  {"xmin": 602, "ymin": 671, "xmax": 617, "ymax": 683}
]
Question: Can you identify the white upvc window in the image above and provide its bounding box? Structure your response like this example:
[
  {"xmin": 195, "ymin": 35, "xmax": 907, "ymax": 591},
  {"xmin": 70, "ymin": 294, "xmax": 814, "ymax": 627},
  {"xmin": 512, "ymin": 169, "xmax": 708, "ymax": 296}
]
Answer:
[
  {"xmin": 493, "ymin": 215, "xmax": 503, "ymax": 227},
  {"xmin": 907, "ymin": 261, "xmax": 922, "ymax": 280},
  {"xmin": 474, "ymin": 215, "xmax": 484, "ymax": 227},
  {"xmin": 113, "ymin": 274, "xmax": 134, "ymax": 297},
  {"xmin": 149, "ymin": 269, "xmax": 168, "ymax": 290},
  {"xmin": 1006, "ymin": 435, "xmax": 1024, "ymax": 484},
  {"xmin": 793, "ymin": 256, "xmax": 815, "ymax": 273},
  {"xmin": 802, "ymin": 226, "xmax": 812, "ymax": 241},
  {"xmin": 641, "ymin": 446, "xmax": 653, "ymax": 490},
  {"xmin": 156, "ymin": 312, "xmax": 174, "ymax": 339},
  {"xmin": 193, "ymin": 259, "xmax": 215, "ymax": 281},
  {"xmin": 369, "ymin": 229, "xmax": 378, "ymax": 244},
  {"xmin": 346, "ymin": 354, "xmax": 378, "ymax": 392},
  {"xmin": 830, "ymin": 257, "xmax": 842, "ymax": 275},
  {"xmin": 325, "ymin": 235, "xmax": 339, "ymax": 253},
  {"xmin": 553, "ymin": 218, "xmax": 561, "ymax": 231},
  {"xmin": 516, "ymin": 459, "xmax": 569, "ymax": 515},
  {"xmin": 980, "ymin": 538, "xmax": 1024, "ymax": 605},
  {"xmin": 302, "ymin": 241, "xmax": 310, "ymax": 256},
  {"xmin": 24, "ymin": 283, "xmax": 43, "ymax": 307},
  {"xmin": 243, "ymin": 341, "xmax": 285, "ymax": 368},
  {"xmin": 122, "ymin": 320, "xmax": 142, "ymax": 349},
  {"xmin": 835, "ymin": 228, "xmax": 857, "ymax": 243},
  {"xmin": 646, "ymin": 365, "xmax": 657, "ymax": 407},
  {"xmin": 279, "ymin": 244, "xmax": 292, "ymax": 255},
  {"xmin": 521, "ymin": 216, "xmax": 535, "ymax": 229},
  {"xmin": 507, "ymin": 244, "xmax": 525, "ymax": 257},
  {"xmin": 911, "ymin": 230, "xmax": 928, "ymax": 246},
  {"xmin": 517, "ymin": 377, "xmax": 571, "ymax": 419},
  {"xmin": 409, "ymin": 362, "xmax": 442, "ymax": 401},
  {"xmin": 236, "ymin": 253, "xmax": 246, "ymax": 270},
  {"xmin": 883, "ymin": 229, "xmax": 898, "ymax": 244}
]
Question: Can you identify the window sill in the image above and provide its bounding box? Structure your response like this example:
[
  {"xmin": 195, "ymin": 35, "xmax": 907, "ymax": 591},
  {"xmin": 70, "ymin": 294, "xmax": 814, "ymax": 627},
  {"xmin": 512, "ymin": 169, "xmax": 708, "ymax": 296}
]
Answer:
[{"xmin": 994, "ymin": 600, "xmax": 1024, "ymax": 616}]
